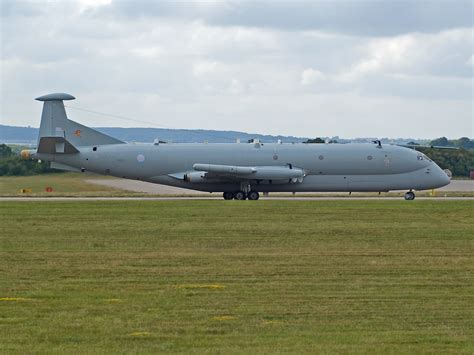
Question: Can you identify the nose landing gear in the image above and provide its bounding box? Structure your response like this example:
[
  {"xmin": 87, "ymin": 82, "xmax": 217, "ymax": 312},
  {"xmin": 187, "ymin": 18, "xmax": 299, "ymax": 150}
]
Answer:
[{"xmin": 404, "ymin": 190, "xmax": 415, "ymax": 200}]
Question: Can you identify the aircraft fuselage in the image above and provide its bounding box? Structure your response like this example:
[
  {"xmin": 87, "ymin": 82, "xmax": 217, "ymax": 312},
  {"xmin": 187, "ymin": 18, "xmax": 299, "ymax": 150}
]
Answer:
[{"xmin": 34, "ymin": 141, "xmax": 450, "ymax": 193}]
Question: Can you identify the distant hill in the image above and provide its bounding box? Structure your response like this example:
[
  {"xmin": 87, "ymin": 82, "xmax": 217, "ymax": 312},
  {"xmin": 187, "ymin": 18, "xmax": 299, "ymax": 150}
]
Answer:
[
  {"xmin": 0, "ymin": 124, "xmax": 308, "ymax": 144},
  {"xmin": 4, "ymin": 124, "xmax": 466, "ymax": 146},
  {"xmin": 0, "ymin": 125, "xmax": 38, "ymax": 143}
]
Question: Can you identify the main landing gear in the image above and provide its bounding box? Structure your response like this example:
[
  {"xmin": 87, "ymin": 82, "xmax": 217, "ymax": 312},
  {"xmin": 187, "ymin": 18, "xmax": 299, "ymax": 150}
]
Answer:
[
  {"xmin": 222, "ymin": 191, "xmax": 260, "ymax": 200},
  {"xmin": 404, "ymin": 190, "xmax": 415, "ymax": 201},
  {"xmin": 247, "ymin": 191, "xmax": 260, "ymax": 201},
  {"xmin": 223, "ymin": 191, "xmax": 234, "ymax": 200},
  {"xmin": 234, "ymin": 191, "xmax": 247, "ymax": 200}
]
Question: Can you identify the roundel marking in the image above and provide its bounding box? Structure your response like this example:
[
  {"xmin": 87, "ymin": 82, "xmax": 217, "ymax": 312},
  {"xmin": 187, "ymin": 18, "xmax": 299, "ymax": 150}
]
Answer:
[{"xmin": 137, "ymin": 154, "xmax": 145, "ymax": 163}]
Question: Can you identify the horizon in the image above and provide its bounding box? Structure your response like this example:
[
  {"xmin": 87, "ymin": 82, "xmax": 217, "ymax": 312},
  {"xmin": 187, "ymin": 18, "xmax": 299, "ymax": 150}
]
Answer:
[{"xmin": 1, "ymin": 123, "xmax": 470, "ymax": 142}]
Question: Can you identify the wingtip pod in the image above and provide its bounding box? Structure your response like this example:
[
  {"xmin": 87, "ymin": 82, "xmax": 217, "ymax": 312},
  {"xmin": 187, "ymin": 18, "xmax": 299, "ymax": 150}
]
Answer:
[{"xmin": 35, "ymin": 93, "xmax": 75, "ymax": 101}]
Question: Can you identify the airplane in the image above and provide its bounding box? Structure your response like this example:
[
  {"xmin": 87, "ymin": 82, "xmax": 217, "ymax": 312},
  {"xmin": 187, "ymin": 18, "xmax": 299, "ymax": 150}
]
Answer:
[{"xmin": 21, "ymin": 93, "xmax": 451, "ymax": 200}]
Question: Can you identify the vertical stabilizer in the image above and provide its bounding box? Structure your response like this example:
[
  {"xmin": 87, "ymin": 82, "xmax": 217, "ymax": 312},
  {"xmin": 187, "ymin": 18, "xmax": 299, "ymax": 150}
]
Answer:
[{"xmin": 35, "ymin": 93, "xmax": 124, "ymax": 147}]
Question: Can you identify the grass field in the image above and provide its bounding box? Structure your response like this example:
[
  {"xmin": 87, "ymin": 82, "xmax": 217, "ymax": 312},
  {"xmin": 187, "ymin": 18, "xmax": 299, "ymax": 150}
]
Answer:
[
  {"xmin": 0, "ymin": 173, "xmax": 133, "ymax": 196},
  {"xmin": 1, "ymin": 201, "xmax": 473, "ymax": 353}
]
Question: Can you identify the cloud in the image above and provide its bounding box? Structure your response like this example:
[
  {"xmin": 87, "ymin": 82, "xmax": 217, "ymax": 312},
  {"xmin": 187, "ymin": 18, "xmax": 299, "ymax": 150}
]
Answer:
[
  {"xmin": 130, "ymin": 46, "xmax": 163, "ymax": 58},
  {"xmin": 0, "ymin": 1, "xmax": 472, "ymax": 138},
  {"xmin": 301, "ymin": 68, "xmax": 324, "ymax": 85},
  {"xmin": 99, "ymin": 0, "xmax": 473, "ymax": 36},
  {"xmin": 77, "ymin": 0, "xmax": 112, "ymax": 13},
  {"xmin": 469, "ymin": 54, "xmax": 474, "ymax": 66},
  {"xmin": 338, "ymin": 28, "xmax": 473, "ymax": 83}
]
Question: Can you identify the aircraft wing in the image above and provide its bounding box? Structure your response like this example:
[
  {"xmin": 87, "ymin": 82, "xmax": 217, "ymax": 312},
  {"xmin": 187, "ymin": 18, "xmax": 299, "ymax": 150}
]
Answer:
[
  {"xmin": 177, "ymin": 163, "xmax": 305, "ymax": 183},
  {"xmin": 398, "ymin": 144, "xmax": 459, "ymax": 150}
]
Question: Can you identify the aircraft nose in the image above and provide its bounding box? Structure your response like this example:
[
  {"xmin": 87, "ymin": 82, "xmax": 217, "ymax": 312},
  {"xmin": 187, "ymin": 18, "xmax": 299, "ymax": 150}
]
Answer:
[{"xmin": 433, "ymin": 165, "xmax": 451, "ymax": 188}]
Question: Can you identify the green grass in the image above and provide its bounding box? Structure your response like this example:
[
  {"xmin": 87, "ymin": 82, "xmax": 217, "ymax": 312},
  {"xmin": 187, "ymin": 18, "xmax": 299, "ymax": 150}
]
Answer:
[
  {"xmin": 0, "ymin": 173, "xmax": 132, "ymax": 196},
  {"xmin": 1, "ymin": 201, "xmax": 473, "ymax": 353}
]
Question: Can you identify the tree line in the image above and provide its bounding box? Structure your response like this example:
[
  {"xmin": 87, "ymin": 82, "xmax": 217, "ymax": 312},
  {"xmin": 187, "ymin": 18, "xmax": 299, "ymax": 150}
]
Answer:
[
  {"xmin": 0, "ymin": 144, "xmax": 59, "ymax": 176},
  {"xmin": 418, "ymin": 147, "xmax": 473, "ymax": 177}
]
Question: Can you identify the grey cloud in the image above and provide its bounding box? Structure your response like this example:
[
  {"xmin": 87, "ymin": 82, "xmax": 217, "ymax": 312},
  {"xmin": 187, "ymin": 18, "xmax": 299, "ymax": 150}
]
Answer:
[
  {"xmin": 1, "ymin": 0, "xmax": 472, "ymax": 138},
  {"xmin": 101, "ymin": 0, "xmax": 473, "ymax": 36},
  {"xmin": 0, "ymin": 0, "xmax": 45, "ymax": 17}
]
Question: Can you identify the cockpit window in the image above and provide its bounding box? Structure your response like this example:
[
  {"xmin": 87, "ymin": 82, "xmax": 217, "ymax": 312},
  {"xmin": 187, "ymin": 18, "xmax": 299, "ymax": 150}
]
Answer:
[{"xmin": 417, "ymin": 153, "xmax": 432, "ymax": 162}]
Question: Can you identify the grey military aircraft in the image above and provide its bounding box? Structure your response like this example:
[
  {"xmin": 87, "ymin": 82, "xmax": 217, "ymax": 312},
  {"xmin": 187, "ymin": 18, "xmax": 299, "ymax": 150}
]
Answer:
[{"xmin": 21, "ymin": 93, "xmax": 451, "ymax": 200}]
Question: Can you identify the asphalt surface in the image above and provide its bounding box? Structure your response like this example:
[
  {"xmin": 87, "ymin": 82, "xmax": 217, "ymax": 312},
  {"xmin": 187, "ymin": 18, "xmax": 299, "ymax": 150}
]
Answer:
[
  {"xmin": 1, "ymin": 197, "xmax": 473, "ymax": 201},
  {"xmin": 86, "ymin": 178, "xmax": 474, "ymax": 195}
]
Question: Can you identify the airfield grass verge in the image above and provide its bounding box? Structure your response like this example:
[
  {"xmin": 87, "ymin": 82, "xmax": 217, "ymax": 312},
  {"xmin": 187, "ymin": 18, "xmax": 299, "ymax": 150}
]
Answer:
[
  {"xmin": 1, "ymin": 200, "xmax": 473, "ymax": 353},
  {"xmin": 0, "ymin": 173, "xmax": 142, "ymax": 197}
]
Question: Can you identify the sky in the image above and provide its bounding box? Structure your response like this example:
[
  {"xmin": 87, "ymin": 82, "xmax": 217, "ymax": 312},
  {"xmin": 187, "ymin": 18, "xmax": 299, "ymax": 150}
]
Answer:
[{"xmin": 1, "ymin": 0, "xmax": 473, "ymax": 139}]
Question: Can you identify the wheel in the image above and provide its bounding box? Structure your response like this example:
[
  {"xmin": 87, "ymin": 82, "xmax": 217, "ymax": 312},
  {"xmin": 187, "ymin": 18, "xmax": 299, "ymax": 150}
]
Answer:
[
  {"xmin": 404, "ymin": 191, "xmax": 415, "ymax": 200},
  {"xmin": 247, "ymin": 191, "xmax": 260, "ymax": 201},
  {"xmin": 223, "ymin": 192, "xmax": 234, "ymax": 200},
  {"xmin": 234, "ymin": 191, "xmax": 247, "ymax": 200}
]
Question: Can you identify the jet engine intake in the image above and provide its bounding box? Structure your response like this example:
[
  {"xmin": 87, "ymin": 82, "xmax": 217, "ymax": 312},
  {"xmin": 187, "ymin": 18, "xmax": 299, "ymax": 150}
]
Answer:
[{"xmin": 184, "ymin": 171, "xmax": 207, "ymax": 183}]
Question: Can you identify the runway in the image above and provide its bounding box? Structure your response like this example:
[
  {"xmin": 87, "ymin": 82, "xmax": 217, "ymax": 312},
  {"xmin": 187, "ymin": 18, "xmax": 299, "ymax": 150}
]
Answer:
[
  {"xmin": 86, "ymin": 178, "xmax": 474, "ymax": 195},
  {"xmin": 1, "ymin": 196, "xmax": 473, "ymax": 201}
]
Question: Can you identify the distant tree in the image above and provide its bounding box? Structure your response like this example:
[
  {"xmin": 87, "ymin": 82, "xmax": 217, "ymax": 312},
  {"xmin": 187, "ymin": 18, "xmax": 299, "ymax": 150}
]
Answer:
[
  {"xmin": 419, "ymin": 147, "xmax": 474, "ymax": 178},
  {"xmin": 454, "ymin": 137, "xmax": 474, "ymax": 150},
  {"xmin": 304, "ymin": 138, "xmax": 325, "ymax": 144},
  {"xmin": 0, "ymin": 144, "xmax": 12, "ymax": 157},
  {"xmin": 0, "ymin": 144, "xmax": 61, "ymax": 176},
  {"xmin": 430, "ymin": 137, "xmax": 451, "ymax": 147},
  {"xmin": 406, "ymin": 141, "xmax": 419, "ymax": 146}
]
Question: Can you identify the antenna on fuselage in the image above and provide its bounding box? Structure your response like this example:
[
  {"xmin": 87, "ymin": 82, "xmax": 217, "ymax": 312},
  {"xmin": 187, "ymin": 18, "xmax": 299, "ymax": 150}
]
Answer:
[{"xmin": 372, "ymin": 140, "xmax": 382, "ymax": 148}]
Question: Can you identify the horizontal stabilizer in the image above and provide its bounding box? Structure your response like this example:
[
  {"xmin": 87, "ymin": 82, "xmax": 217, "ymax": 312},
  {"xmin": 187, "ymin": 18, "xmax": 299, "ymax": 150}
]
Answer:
[
  {"xmin": 50, "ymin": 162, "xmax": 81, "ymax": 172},
  {"xmin": 398, "ymin": 144, "xmax": 459, "ymax": 150},
  {"xmin": 37, "ymin": 136, "xmax": 79, "ymax": 154}
]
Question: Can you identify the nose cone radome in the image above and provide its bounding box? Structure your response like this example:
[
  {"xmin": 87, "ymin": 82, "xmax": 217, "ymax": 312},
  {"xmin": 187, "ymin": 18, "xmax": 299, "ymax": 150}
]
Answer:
[{"xmin": 432, "ymin": 165, "xmax": 451, "ymax": 189}]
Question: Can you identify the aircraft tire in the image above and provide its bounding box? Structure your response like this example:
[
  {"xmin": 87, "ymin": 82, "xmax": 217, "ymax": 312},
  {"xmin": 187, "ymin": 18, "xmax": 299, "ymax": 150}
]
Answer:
[
  {"xmin": 247, "ymin": 191, "xmax": 260, "ymax": 201},
  {"xmin": 404, "ymin": 191, "xmax": 415, "ymax": 200},
  {"xmin": 223, "ymin": 192, "xmax": 234, "ymax": 200},
  {"xmin": 234, "ymin": 191, "xmax": 247, "ymax": 200}
]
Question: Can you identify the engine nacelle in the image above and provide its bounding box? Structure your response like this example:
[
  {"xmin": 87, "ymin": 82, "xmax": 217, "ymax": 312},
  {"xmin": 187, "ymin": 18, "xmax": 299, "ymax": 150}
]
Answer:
[
  {"xmin": 184, "ymin": 171, "xmax": 207, "ymax": 183},
  {"xmin": 192, "ymin": 163, "xmax": 304, "ymax": 181}
]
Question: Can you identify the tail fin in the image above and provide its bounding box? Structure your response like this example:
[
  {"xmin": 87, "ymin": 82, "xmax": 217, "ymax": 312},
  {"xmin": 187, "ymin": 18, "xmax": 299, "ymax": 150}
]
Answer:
[{"xmin": 36, "ymin": 93, "xmax": 124, "ymax": 147}]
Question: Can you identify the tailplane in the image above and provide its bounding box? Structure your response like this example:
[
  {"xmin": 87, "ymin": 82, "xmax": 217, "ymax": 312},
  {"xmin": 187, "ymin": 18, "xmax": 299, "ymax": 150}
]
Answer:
[{"xmin": 36, "ymin": 93, "xmax": 124, "ymax": 147}]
